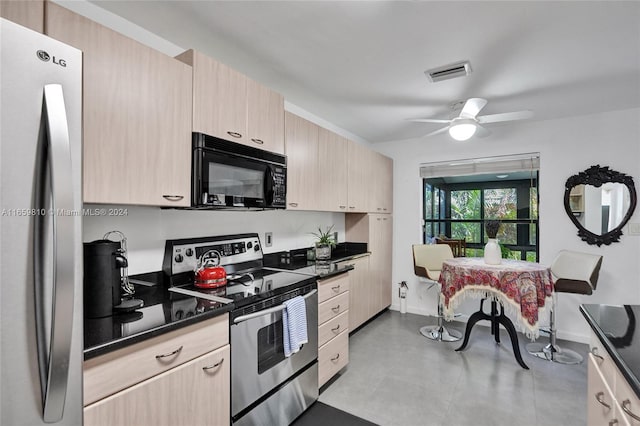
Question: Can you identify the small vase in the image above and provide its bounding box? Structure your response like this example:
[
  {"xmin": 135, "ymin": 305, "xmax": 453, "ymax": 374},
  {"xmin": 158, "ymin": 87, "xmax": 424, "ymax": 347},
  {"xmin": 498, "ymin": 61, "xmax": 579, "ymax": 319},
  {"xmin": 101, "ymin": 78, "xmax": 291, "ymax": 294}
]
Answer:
[
  {"xmin": 315, "ymin": 244, "xmax": 331, "ymax": 261},
  {"xmin": 484, "ymin": 238, "xmax": 502, "ymax": 265}
]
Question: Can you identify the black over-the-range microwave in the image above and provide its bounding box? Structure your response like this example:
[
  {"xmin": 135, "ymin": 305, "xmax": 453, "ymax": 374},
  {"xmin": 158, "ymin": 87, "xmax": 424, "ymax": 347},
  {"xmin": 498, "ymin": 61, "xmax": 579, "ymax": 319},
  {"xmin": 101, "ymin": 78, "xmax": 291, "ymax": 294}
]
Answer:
[{"xmin": 191, "ymin": 132, "xmax": 287, "ymax": 209}]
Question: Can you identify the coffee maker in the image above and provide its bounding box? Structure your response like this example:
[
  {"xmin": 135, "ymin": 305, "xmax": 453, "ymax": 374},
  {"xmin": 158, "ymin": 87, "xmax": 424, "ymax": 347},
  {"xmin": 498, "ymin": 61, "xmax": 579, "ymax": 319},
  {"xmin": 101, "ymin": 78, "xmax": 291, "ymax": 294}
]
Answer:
[{"xmin": 83, "ymin": 232, "xmax": 142, "ymax": 318}]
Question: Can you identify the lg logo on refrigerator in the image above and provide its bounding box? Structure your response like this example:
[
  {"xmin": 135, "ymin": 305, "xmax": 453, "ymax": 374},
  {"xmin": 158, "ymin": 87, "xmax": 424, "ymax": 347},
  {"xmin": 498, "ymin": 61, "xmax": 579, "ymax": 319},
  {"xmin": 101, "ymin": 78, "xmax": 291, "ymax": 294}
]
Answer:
[{"xmin": 36, "ymin": 50, "xmax": 66, "ymax": 67}]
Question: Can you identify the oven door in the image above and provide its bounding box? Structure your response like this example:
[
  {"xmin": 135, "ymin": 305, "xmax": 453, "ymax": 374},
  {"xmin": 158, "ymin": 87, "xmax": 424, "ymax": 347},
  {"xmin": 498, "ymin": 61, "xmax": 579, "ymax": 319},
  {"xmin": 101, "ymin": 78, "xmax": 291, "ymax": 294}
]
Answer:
[{"xmin": 230, "ymin": 291, "xmax": 318, "ymax": 417}]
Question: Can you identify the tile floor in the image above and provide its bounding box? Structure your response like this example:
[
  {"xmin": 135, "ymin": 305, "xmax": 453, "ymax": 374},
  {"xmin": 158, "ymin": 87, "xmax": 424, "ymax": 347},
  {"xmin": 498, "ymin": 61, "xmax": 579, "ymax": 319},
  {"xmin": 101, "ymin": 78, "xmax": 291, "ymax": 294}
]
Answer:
[{"xmin": 319, "ymin": 310, "xmax": 588, "ymax": 426}]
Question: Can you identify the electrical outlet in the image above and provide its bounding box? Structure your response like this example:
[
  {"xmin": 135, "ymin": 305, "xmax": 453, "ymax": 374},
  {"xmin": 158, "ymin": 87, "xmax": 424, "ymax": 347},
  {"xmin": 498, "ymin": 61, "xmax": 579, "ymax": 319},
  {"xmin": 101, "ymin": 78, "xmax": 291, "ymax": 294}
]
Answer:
[
  {"xmin": 629, "ymin": 223, "xmax": 640, "ymax": 236},
  {"xmin": 265, "ymin": 232, "xmax": 273, "ymax": 247},
  {"xmin": 333, "ymin": 231, "xmax": 339, "ymax": 243}
]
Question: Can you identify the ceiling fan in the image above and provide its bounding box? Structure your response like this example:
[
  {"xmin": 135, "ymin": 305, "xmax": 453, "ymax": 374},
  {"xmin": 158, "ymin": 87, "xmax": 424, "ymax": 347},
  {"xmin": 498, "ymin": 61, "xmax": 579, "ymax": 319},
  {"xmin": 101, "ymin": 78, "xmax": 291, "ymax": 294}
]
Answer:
[{"xmin": 409, "ymin": 98, "xmax": 534, "ymax": 141}]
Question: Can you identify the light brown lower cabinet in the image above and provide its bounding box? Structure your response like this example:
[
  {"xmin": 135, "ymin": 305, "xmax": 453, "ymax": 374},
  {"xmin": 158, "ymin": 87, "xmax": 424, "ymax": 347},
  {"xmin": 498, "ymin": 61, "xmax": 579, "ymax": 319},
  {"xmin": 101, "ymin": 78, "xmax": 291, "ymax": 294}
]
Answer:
[
  {"xmin": 337, "ymin": 255, "xmax": 370, "ymax": 332},
  {"xmin": 317, "ymin": 272, "xmax": 350, "ymax": 387},
  {"xmin": 84, "ymin": 345, "xmax": 230, "ymax": 426},
  {"xmin": 588, "ymin": 330, "xmax": 640, "ymax": 426}
]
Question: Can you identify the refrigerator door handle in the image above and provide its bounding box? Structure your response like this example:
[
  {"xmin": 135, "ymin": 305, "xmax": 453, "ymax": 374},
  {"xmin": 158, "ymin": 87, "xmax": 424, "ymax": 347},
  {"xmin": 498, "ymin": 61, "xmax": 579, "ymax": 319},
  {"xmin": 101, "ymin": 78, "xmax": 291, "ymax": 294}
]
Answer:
[{"xmin": 34, "ymin": 84, "xmax": 77, "ymax": 423}]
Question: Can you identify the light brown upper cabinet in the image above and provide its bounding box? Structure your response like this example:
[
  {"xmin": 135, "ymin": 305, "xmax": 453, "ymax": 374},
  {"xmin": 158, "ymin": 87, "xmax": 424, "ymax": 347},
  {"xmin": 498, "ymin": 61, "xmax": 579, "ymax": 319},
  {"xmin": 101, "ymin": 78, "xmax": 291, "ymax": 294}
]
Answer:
[
  {"xmin": 284, "ymin": 111, "xmax": 319, "ymax": 210},
  {"xmin": 347, "ymin": 141, "xmax": 371, "ymax": 213},
  {"xmin": 176, "ymin": 50, "xmax": 284, "ymax": 155},
  {"xmin": 371, "ymin": 151, "xmax": 393, "ymax": 213},
  {"xmin": 1, "ymin": 0, "xmax": 43, "ymax": 33},
  {"xmin": 318, "ymin": 127, "xmax": 348, "ymax": 211},
  {"xmin": 45, "ymin": 3, "xmax": 192, "ymax": 206}
]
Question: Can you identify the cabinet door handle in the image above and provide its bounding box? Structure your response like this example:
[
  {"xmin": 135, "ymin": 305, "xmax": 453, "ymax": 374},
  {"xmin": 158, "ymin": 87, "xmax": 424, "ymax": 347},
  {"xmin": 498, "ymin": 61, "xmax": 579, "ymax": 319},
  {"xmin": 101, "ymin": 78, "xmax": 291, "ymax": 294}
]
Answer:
[
  {"xmin": 349, "ymin": 206, "xmax": 355, "ymax": 209},
  {"xmin": 331, "ymin": 305, "xmax": 340, "ymax": 313},
  {"xmin": 156, "ymin": 345, "xmax": 183, "ymax": 360},
  {"xmin": 383, "ymin": 208, "xmax": 388, "ymax": 211},
  {"xmin": 331, "ymin": 285, "xmax": 340, "ymax": 292},
  {"xmin": 202, "ymin": 358, "xmax": 224, "ymax": 372},
  {"xmin": 289, "ymin": 202, "xmax": 298, "ymax": 207},
  {"xmin": 251, "ymin": 138, "xmax": 264, "ymax": 145},
  {"xmin": 331, "ymin": 324, "xmax": 341, "ymax": 333},
  {"xmin": 330, "ymin": 353, "xmax": 340, "ymax": 362},
  {"xmin": 595, "ymin": 391, "xmax": 611, "ymax": 409},
  {"xmin": 622, "ymin": 400, "xmax": 640, "ymax": 421},
  {"xmin": 163, "ymin": 195, "xmax": 184, "ymax": 202},
  {"xmin": 609, "ymin": 420, "xmax": 618, "ymax": 426},
  {"xmin": 591, "ymin": 347, "xmax": 604, "ymax": 362},
  {"xmin": 339, "ymin": 205, "xmax": 346, "ymax": 209},
  {"xmin": 377, "ymin": 207, "xmax": 382, "ymax": 210},
  {"xmin": 227, "ymin": 131, "xmax": 242, "ymax": 139}
]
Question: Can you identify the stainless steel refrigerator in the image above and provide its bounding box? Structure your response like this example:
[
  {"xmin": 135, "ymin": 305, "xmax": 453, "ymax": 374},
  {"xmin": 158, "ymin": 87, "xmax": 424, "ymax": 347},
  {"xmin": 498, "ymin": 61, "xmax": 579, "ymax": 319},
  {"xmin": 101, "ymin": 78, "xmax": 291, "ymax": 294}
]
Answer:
[{"xmin": 1, "ymin": 18, "xmax": 83, "ymax": 425}]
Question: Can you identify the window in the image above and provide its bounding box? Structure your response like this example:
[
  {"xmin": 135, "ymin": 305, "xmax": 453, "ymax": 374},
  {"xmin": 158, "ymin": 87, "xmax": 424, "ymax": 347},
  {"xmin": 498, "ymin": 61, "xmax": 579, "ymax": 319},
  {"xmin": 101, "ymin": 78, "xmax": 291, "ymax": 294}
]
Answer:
[{"xmin": 423, "ymin": 176, "xmax": 539, "ymax": 261}]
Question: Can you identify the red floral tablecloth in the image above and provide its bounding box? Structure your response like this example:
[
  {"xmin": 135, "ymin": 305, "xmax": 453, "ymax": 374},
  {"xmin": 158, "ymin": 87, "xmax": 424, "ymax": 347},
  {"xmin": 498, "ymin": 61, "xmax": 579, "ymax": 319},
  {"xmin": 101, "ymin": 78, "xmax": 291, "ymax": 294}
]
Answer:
[{"xmin": 438, "ymin": 257, "xmax": 553, "ymax": 339}]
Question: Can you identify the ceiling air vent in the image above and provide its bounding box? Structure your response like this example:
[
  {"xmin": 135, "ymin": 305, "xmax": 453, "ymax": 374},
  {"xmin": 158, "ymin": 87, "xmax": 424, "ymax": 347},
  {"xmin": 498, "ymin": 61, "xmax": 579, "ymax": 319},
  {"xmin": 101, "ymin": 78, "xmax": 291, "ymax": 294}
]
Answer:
[{"xmin": 425, "ymin": 60, "xmax": 472, "ymax": 83}]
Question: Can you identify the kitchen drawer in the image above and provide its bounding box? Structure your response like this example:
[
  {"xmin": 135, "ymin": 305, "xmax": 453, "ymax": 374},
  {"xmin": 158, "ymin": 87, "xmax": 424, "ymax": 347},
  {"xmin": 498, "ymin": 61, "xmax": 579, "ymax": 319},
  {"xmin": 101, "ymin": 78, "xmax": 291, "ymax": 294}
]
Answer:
[
  {"xmin": 318, "ymin": 273, "xmax": 349, "ymax": 303},
  {"xmin": 84, "ymin": 314, "xmax": 229, "ymax": 406},
  {"xmin": 318, "ymin": 311, "xmax": 349, "ymax": 348},
  {"xmin": 615, "ymin": 368, "xmax": 640, "ymax": 425},
  {"xmin": 590, "ymin": 330, "xmax": 615, "ymax": 381},
  {"xmin": 318, "ymin": 329, "xmax": 349, "ymax": 387},
  {"xmin": 318, "ymin": 291, "xmax": 349, "ymax": 324},
  {"xmin": 588, "ymin": 354, "xmax": 619, "ymax": 426}
]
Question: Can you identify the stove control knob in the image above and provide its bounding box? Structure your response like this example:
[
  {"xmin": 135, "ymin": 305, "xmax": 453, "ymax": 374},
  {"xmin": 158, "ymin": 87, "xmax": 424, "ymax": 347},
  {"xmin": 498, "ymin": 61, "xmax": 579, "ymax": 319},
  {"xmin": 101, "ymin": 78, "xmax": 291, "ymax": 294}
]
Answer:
[
  {"xmin": 247, "ymin": 242, "xmax": 253, "ymax": 249},
  {"xmin": 254, "ymin": 244, "xmax": 260, "ymax": 252},
  {"xmin": 185, "ymin": 248, "xmax": 193, "ymax": 257},
  {"xmin": 175, "ymin": 254, "xmax": 184, "ymax": 263}
]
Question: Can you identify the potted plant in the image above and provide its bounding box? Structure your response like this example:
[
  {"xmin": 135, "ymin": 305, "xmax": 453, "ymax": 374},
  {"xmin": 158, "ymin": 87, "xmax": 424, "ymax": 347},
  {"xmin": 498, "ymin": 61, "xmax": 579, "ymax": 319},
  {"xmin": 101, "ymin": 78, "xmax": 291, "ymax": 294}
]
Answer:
[
  {"xmin": 484, "ymin": 220, "xmax": 502, "ymax": 265},
  {"xmin": 311, "ymin": 225, "xmax": 336, "ymax": 261}
]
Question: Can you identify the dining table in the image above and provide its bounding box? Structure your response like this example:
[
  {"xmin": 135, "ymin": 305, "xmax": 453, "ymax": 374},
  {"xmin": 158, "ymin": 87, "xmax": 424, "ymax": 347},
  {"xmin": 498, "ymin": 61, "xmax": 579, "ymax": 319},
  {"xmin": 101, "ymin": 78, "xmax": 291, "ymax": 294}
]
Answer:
[{"xmin": 438, "ymin": 257, "xmax": 553, "ymax": 369}]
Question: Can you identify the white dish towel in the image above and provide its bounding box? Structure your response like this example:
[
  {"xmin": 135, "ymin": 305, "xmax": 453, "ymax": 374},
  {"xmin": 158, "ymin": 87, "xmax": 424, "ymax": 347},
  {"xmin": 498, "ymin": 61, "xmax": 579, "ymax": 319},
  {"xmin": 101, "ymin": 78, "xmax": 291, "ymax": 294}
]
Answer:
[{"xmin": 283, "ymin": 296, "xmax": 308, "ymax": 357}]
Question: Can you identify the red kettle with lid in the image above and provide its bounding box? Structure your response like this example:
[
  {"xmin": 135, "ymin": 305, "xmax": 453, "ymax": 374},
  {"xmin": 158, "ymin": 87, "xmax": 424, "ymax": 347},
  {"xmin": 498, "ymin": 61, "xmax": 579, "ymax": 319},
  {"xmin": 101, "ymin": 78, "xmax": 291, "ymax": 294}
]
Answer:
[{"xmin": 194, "ymin": 250, "xmax": 227, "ymax": 288}]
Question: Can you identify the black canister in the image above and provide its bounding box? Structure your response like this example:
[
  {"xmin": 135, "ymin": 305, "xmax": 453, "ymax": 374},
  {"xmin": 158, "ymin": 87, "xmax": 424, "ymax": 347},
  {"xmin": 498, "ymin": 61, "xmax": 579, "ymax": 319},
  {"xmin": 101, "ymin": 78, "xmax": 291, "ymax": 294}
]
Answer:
[{"xmin": 83, "ymin": 239, "xmax": 127, "ymax": 318}]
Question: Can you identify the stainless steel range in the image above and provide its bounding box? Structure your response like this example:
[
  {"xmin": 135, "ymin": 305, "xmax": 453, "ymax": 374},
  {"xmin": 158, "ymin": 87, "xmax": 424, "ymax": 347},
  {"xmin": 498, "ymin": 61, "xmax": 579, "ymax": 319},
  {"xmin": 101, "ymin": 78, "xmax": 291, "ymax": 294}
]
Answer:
[{"xmin": 162, "ymin": 234, "xmax": 319, "ymax": 426}]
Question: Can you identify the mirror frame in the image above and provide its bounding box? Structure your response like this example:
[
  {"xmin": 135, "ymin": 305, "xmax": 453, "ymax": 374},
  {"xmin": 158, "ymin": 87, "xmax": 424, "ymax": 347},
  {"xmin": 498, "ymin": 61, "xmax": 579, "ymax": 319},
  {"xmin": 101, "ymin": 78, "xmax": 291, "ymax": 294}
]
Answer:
[{"xmin": 564, "ymin": 165, "xmax": 637, "ymax": 246}]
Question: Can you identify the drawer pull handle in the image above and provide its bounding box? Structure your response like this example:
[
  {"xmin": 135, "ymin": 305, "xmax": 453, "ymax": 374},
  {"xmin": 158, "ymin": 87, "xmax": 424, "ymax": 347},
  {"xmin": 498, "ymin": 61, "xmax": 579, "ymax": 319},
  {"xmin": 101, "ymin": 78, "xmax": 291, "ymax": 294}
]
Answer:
[
  {"xmin": 595, "ymin": 392, "xmax": 611, "ymax": 409},
  {"xmin": 202, "ymin": 358, "xmax": 224, "ymax": 372},
  {"xmin": 162, "ymin": 195, "xmax": 184, "ymax": 202},
  {"xmin": 609, "ymin": 420, "xmax": 618, "ymax": 426},
  {"xmin": 349, "ymin": 206, "xmax": 355, "ymax": 209},
  {"xmin": 330, "ymin": 353, "xmax": 340, "ymax": 362},
  {"xmin": 622, "ymin": 400, "xmax": 640, "ymax": 421},
  {"xmin": 227, "ymin": 131, "xmax": 242, "ymax": 139},
  {"xmin": 331, "ymin": 324, "xmax": 341, "ymax": 333},
  {"xmin": 332, "ymin": 285, "xmax": 340, "ymax": 292},
  {"xmin": 289, "ymin": 202, "xmax": 298, "ymax": 207},
  {"xmin": 339, "ymin": 206, "xmax": 346, "ymax": 209},
  {"xmin": 591, "ymin": 347, "xmax": 604, "ymax": 362},
  {"xmin": 332, "ymin": 305, "xmax": 340, "ymax": 313},
  {"xmin": 251, "ymin": 138, "xmax": 264, "ymax": 145},
  {"xmin": 156, "ymin": 345, "xmax": 183, "ymax": 360}
]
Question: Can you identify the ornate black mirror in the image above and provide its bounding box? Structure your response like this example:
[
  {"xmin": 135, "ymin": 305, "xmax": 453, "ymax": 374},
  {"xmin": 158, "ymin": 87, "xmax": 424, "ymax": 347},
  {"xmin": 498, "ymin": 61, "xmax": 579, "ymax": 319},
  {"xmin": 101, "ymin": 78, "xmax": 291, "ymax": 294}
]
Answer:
[{"xmin": 564, "ymin": 165, "xmax": 637, "ymax": 246}]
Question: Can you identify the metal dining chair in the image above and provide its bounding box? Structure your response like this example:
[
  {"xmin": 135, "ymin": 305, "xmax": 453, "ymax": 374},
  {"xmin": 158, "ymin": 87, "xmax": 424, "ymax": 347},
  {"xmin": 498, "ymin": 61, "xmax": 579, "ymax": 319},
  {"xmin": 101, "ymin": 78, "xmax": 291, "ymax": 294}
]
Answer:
[
  {"xmin": 526, "ymin": 250, "xmax": 603, "ymax": 364},
  {"xmin": 412, "ymin": 244, "xmax": 462, "ymax": 342}
]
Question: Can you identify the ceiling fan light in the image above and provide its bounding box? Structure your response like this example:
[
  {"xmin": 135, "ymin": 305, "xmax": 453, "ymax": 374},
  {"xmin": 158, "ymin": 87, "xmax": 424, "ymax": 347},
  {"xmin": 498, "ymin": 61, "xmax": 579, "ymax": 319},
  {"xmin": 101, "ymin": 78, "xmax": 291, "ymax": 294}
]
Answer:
[{"xmin": 449, "ymin": 122, "xmax": 477, "ymax": 141}]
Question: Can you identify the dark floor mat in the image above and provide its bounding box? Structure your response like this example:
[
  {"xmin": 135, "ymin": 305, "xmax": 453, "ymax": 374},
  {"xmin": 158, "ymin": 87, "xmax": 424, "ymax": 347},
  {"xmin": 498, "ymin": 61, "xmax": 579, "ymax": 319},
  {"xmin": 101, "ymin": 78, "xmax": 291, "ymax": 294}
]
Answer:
[{"xmin": 291, "ymin": 402, "xmax": 378, "ymax": 426}]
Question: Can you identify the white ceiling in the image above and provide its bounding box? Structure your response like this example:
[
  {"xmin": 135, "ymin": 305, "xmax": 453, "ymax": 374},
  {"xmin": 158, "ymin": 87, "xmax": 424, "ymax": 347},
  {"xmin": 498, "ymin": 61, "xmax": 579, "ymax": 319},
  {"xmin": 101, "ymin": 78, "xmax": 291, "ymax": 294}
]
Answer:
[{"xmin": 89, "ymin": 1, "xmax": 640, "ymax": 143}]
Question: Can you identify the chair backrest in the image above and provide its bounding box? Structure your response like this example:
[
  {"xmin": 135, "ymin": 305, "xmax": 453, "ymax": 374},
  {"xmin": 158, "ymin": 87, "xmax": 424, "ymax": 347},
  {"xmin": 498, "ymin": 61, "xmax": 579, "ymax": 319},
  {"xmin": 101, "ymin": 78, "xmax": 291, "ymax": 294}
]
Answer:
[
  {"xmin": 550, "ymin": 250, "xmax": 603, "ymax": 294},
  {"xmin": 436, "ymin": 237, "xmax": 466, "ymax": 257},
  {"xmin": 412, "ymin": 244, "xmax": 454, "ymax": 281}
]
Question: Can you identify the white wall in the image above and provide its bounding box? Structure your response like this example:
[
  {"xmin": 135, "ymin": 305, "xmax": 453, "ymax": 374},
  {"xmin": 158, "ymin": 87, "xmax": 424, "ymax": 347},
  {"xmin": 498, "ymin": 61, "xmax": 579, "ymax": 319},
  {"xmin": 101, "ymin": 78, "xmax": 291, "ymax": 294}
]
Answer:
[
  {"xmin": 84, "ymin": 209, "xmax": 346, "ymax": 275},
  {"xmin": 376, "ymin": 108, "xmax": 640, "ymax": 343}
]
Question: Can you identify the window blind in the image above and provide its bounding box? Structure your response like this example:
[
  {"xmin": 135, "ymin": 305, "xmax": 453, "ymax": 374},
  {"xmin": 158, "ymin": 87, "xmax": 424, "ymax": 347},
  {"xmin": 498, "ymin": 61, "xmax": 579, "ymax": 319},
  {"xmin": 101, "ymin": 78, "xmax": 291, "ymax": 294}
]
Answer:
[{"xmin": 419, "ymin": 153, "xmax": 540, "ymax": 178}]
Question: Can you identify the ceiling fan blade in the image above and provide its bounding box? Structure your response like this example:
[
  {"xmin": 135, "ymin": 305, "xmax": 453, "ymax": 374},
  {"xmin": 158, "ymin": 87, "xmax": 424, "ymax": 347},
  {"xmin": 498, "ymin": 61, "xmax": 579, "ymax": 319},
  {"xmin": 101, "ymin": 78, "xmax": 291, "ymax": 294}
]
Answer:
[
  {"xmin": 407, "ymin": 118, "xmax": 451, "ymax": 124},
  {"xmin": 424, "ymin": 126, "xmax": 450, "ymax": 137},
  {"xmin": 475, "ymin": 124, "xmax": 491, "ymax": 138},
  {"xmin": 477, "ymin": 110, "xmax": 534, "ymax": 124},
  {"xmin": 459, "ymin": 98, "xmax": 488, "ymax": 119}
]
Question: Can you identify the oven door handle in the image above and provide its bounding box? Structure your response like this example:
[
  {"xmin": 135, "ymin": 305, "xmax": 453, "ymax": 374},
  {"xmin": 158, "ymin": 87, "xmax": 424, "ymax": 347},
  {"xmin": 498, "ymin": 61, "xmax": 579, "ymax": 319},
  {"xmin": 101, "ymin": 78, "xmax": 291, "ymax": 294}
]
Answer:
[{"xmin": 233, "ymin": 289, "xmax": 317, "ymax": 324}]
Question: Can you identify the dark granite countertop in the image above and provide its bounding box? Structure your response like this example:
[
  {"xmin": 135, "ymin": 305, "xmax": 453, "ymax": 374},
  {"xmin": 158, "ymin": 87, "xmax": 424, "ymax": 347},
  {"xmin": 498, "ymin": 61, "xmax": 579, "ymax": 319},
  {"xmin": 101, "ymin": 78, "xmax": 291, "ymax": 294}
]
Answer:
[
  {"xmin": 84, "ymin": 280, "xmax": 232, "ymax": 360},
  {"xmin": 84, "ymin": 242, "xmax": 367, "ymax": 360},
  {"xmin": 580, "ymin": 304, "xmax": 640, "ymax": 398}
]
